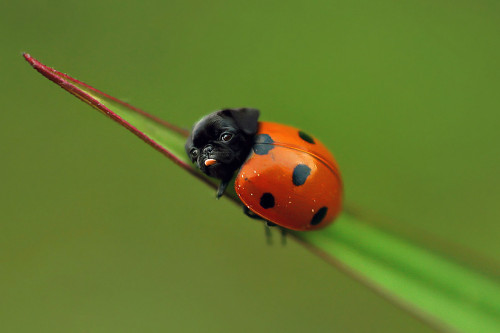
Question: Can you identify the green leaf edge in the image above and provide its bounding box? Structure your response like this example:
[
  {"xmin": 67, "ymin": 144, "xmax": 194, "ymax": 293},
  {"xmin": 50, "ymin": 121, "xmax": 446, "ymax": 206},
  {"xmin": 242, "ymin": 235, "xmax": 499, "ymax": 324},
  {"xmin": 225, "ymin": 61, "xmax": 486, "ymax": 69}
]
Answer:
[{"xmin": 24, "ymin": 54, "xmax": 500, "ymax": 333}]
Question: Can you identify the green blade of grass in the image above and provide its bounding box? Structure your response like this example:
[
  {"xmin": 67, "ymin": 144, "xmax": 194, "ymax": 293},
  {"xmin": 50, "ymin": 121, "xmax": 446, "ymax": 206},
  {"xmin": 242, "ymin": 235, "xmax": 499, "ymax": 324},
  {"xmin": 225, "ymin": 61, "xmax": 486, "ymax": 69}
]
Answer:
[
  {"xmin": 296, "ymin": 214, "xmax": 500, "ymax": 333},
  {"xmin": 23, "ymin": 53, "xmax": 212, "ymax": 186},
  {"xmin": 24, "ymin": 54, "xmax": 500, "ymax": 333}
]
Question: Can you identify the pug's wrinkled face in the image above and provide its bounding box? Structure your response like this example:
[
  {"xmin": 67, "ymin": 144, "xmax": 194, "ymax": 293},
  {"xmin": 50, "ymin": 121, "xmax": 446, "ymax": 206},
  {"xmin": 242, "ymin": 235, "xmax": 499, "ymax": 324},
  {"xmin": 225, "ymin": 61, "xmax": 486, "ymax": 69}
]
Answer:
[{"xmin": 185, "ymin": 108, "xmax": 260, "ymax": 181}]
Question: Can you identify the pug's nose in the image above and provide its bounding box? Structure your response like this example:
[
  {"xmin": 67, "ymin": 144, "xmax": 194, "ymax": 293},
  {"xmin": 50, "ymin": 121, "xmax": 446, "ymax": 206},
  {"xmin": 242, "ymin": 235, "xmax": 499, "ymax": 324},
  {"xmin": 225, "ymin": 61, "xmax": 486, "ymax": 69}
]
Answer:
[{"xmin": 203, "ymin": 145, "xmax": 213, "ymax": 154}]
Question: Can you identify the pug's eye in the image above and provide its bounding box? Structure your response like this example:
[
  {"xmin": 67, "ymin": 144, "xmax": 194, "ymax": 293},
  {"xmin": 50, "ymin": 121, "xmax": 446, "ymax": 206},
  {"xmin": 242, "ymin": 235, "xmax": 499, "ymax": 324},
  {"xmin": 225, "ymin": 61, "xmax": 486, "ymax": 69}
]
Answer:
[
  {"xmin": 190, "ymin": 149, "xmax": 199, "ymax": 159},
  {"xmin": 220, "ymin": 133, "xmax": 233, "ymax": 142}
]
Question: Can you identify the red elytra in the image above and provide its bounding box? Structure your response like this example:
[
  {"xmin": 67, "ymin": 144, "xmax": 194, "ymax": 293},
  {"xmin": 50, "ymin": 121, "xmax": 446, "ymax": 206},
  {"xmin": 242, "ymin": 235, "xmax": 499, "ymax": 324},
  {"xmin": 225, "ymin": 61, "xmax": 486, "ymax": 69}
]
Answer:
[{"xmin": 235, "ymin": 122, "xmax": 342, "ymax": 231}]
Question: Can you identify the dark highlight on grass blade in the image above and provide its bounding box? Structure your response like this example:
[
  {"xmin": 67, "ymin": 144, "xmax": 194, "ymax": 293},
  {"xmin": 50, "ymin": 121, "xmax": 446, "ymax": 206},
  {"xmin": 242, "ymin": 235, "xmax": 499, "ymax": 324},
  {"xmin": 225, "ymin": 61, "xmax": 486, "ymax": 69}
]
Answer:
[{"xmin": 24, "ymin": 54, "xmax": 500, "ymax": 333}]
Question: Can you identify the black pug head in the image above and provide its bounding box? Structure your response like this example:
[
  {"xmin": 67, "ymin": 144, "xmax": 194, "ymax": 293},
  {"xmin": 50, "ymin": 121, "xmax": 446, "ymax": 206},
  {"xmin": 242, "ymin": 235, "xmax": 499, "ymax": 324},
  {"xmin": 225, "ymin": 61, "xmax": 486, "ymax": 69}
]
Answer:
[{"xmin": 185, "ymin": 108, "xmax": 260, "ymax": 181}]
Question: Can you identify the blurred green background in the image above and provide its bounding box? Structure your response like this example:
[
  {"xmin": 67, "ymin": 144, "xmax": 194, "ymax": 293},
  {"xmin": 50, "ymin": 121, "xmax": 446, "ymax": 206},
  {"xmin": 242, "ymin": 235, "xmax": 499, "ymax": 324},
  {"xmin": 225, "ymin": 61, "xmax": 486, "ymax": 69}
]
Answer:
[{"xmin": 2, "ymin": 0, "xmax": 499, "ymax": 332}]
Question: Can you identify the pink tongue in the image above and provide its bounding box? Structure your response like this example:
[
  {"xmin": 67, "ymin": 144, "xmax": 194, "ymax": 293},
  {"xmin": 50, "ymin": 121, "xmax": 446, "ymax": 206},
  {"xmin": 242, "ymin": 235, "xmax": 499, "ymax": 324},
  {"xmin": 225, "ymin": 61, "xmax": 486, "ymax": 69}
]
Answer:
[{"xmin": 204, "ymin": 159, "xmax": 217, "ymax": 166}]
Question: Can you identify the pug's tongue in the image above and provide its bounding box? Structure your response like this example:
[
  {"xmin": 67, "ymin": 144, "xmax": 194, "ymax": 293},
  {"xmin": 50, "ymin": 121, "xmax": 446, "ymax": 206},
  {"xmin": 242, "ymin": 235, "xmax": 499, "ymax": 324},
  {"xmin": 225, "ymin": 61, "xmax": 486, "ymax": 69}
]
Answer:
[{"xmin": 204, "ymin": 159, "xmax": 217, "ymax": 166}]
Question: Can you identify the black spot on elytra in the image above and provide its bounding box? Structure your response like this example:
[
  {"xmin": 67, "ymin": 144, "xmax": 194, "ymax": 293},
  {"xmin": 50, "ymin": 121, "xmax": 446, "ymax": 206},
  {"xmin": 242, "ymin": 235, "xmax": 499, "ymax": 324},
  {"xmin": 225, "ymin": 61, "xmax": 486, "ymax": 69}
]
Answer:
[
  {"xmin": 253, "ymin": 134, "xmax": 274, "ymax": 155},
  {"xmin": 311, "ymin": 207, "xmax": 328, "ymax": 225},
  {"xmin": 260, "ymin": 193, "xmax": 275, "ymax": 209},
  {"xmin": 292, "ymin": 164, "xmax": 311, "ymax": 186},
  {"xmin": 298, "ymin": 131, "xmax": 315, "ymax": 144}
]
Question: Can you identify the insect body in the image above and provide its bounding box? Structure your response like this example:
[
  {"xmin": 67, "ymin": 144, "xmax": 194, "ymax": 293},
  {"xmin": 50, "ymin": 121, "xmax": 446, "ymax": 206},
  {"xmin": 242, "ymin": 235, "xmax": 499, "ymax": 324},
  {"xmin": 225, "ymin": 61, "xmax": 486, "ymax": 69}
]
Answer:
[
  {"xmin": 235, "ymin": 122, "xmax": 342, "ymax": 231},
  {"xmin": 185, "ymin": 108, "xmax": 342, "ymax": 231}
]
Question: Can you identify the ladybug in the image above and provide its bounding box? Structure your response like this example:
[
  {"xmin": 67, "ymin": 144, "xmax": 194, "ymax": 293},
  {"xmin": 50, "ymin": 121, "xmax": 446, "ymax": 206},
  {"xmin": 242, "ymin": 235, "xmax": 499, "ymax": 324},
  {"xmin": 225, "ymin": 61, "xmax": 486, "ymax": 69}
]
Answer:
[{"xmin": 185, "ymin": 108, "xmax": 342, "ymax": 231}]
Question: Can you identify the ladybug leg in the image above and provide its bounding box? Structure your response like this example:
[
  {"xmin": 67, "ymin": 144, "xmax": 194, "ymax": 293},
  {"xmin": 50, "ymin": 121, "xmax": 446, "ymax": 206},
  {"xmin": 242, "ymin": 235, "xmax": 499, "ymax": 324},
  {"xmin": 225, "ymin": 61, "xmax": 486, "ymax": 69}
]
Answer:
[
  {"xmin": 279, "ymin": 227, "xmax": 287, "ymax": 246},
  {"xmin": 264, "ymin": 224, "xmax": 287, "ymax": 246},
  {"xmin": 243, "ymin": 206, "xmax": 264, "ymax": 220},
  {"xmin": 264, "ymin": 224, "xmax": 273, "ymax": 245},
  {"xmin": 216, "ymin": 179, "xmax": 230, "ymax": 199},
  {"xmin": 243, "ymin": 207, "xmax": 279, "ymax": 245}
]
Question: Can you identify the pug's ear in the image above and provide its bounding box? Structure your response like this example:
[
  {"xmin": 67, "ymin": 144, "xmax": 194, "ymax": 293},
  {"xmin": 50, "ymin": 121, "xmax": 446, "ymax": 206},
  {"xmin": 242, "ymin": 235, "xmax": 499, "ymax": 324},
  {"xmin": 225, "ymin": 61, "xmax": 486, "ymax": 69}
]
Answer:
[
  {"xmin": 184, "ymin": 133, "xmax": 195, "ymax": 161},
  {"xmin": 219, "ymin": 108, "xmax": 260, "ymax": 135}
]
